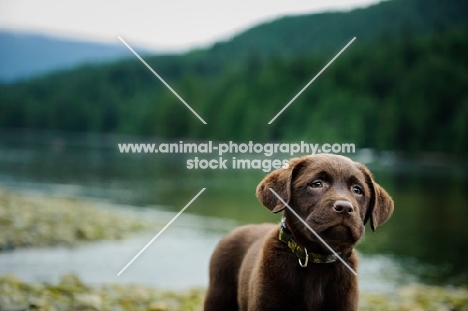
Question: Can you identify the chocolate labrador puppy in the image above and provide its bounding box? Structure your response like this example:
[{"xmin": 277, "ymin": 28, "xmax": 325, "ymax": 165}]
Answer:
[{"xmin": 204, "ymin": 154, "xmax": 394, "ymax": 311}]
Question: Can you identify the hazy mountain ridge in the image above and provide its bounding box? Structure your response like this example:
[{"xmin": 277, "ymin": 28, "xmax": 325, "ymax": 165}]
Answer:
[
  {"xmin": 0, "ymin": 30, "xmax": 153, "ymax": 82},
  {"xmin": 2, "ymin": 0, "xmax": 467, "ymax": 82}
]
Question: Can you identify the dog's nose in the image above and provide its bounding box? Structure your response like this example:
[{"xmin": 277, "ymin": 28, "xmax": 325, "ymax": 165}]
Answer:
[{"xmin": 333, "ymin": 200, "xmax": 354, "ymax": 214}]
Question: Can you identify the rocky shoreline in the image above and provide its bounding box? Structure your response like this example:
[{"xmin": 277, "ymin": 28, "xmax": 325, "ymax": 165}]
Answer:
[
  {"xmin": 0, "ymin": 274, "xmax": 204, "ymax": 311},
  {"xmin": 0, "ymin": 274, "xmax": 467, "ymax": 311},
  {"xmin": 0, "ymin": 188, "xmax": 150, "ymax": 252},
  {"xmin": 1, "ymin": 188, "xmax": 467, "ymax": 310}
]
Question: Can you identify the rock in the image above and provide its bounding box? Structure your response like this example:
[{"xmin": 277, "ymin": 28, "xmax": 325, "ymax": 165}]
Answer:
[
  {"xmin": 0, "ymin": 305, "xmax": 29, "ymax": 311},
  {"xmin": 0, "ymin": 274, "xmax": 22, "ymax": 284},
  {"xmin": 73, "ymin": 293, "xmax": 102, "ymax": 310},
  {"xmin": 58, "ymin": 273, "xmax": 87, "ymax": 293},
  {"xmin": 147, "ymin": 301, "xmax": 169, "ymax": 311},
  {"xmin": 28, "ymin": 296, "xmax": 46, "ymax": 308}
]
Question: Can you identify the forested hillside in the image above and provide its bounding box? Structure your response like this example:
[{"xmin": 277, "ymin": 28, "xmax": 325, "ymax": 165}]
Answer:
[
  {"xmin": 1, "ymin": 0, "xmax": 467, "ymax": 154},
  {"xmin": 210, "ymin": 0, "xmax": 468, "ymax": 59}
]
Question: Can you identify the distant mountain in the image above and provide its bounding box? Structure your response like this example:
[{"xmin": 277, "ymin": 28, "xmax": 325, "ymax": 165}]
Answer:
[
  {"xmin": 0, "ymin": 30, "xmax": 153, "ymax": 83},
  {"xmin": 1, "ymin": 0, "xmax": 466, "ymax": 83}
]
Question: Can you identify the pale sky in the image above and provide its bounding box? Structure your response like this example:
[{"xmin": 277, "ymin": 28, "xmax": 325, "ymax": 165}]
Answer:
[{"xmin": 0, "ymin": 0, "xmax": 381, "ymax": 52}]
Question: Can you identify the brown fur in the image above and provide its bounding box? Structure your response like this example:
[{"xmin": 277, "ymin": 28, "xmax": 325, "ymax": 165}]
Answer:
[{"xmin": 204, "ymin": 154, "xmax": 394, "ymax": 311}]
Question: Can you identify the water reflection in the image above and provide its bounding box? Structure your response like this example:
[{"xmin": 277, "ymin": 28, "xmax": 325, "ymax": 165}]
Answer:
[
  {"xmin": 0, "ymin": 130, "xmax": 467, "ymax": 286},
  {"xmin": 364, "ymin": 166, "xmax": 468, "ymax": 285}
]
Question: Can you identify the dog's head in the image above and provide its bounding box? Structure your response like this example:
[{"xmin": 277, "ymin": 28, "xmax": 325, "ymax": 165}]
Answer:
[{"xmin": 256, "ymin": 154, "xmax": 394, "ymax": 253}]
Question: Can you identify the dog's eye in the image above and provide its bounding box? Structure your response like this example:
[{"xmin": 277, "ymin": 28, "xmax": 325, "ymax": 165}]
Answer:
[
  {"xmin": 352, "ymin": 186, "xmax": 363, "ymax": 195},
  {"xmin": 309, "ymin": 181, "xmax": 323, "ymax": 188}
]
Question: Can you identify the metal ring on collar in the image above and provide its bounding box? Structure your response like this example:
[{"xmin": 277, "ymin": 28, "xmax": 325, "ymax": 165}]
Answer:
[{"xmin": 298, "ymin": 248, "xmax": 309, "ymax": 268}]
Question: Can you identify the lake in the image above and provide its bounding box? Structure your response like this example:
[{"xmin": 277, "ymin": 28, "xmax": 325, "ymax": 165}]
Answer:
[{"xmin": 0, "ymin": 130, "xmax": 467, "ymax": 291}]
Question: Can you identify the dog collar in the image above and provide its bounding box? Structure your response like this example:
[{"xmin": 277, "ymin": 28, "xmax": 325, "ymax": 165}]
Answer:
[{"xmin": 278, "ymin": 217, "xmax": 351, "ymax": 267}]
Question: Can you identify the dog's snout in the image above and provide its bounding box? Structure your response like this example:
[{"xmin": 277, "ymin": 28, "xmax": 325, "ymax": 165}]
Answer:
[{"xmin": 333, "ymin": 200, "xmax": 354, "ymax": 214}]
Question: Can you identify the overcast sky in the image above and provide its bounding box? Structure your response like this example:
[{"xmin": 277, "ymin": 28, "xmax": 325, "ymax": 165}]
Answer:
[{"xmin": 0, "ymin": 0, "xmax": 381, "ymax": 52}]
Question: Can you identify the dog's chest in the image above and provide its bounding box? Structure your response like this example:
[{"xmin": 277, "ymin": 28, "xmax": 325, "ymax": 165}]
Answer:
[{"xmin": 282, "ymin": 266, "xmax": 344, "ymax": 310}]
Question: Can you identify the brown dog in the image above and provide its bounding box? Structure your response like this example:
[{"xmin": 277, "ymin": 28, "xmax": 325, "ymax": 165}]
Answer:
[{"xmin": 204, "ymin": 154, "xmax": 394, "ymax": 311}]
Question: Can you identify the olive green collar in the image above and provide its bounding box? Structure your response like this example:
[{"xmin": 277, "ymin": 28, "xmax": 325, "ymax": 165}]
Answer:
[{"xmin": 278, "ymin": 217, "xmax": 351, "ymax": 267}]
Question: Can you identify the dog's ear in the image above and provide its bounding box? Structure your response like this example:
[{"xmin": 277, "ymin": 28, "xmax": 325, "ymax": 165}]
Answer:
[
  {"xmin": 256, "ymin": 158, "xmax": 304, "ymax": 213},
  {"xmin": 358, "ymin": 164, "xmax": 394, "ymax": 231}
]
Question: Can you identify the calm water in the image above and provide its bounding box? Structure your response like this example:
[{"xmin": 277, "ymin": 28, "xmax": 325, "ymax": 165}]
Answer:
[{"xmin": 0, "ymin": 130, "xmax": 467, "ymax": 290}]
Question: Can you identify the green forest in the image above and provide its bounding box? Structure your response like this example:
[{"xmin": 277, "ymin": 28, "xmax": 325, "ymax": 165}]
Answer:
[{"xmin": 1, "ymin": 0, "xmax": 467, "ymax": 154}]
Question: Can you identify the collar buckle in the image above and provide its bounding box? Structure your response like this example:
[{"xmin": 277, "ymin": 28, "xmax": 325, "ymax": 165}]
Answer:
[{"xmin": 298, "ymin": 248, "xmax": 309, "ymax": 268}]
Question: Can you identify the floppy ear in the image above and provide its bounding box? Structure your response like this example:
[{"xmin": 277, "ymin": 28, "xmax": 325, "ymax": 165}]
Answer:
[
  {"xmin": 358, "ymin": 164, "xmax": 394, "ymax": 231},
  {"xmin": 256, "ymin": 158, "xmax": 303, "ymax": 213}
]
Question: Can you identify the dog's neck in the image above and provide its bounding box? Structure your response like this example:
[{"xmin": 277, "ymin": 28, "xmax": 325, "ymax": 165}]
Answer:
[{"xmin": 279, "ymin": 216, "xmax": 352, "ymax": 266}]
